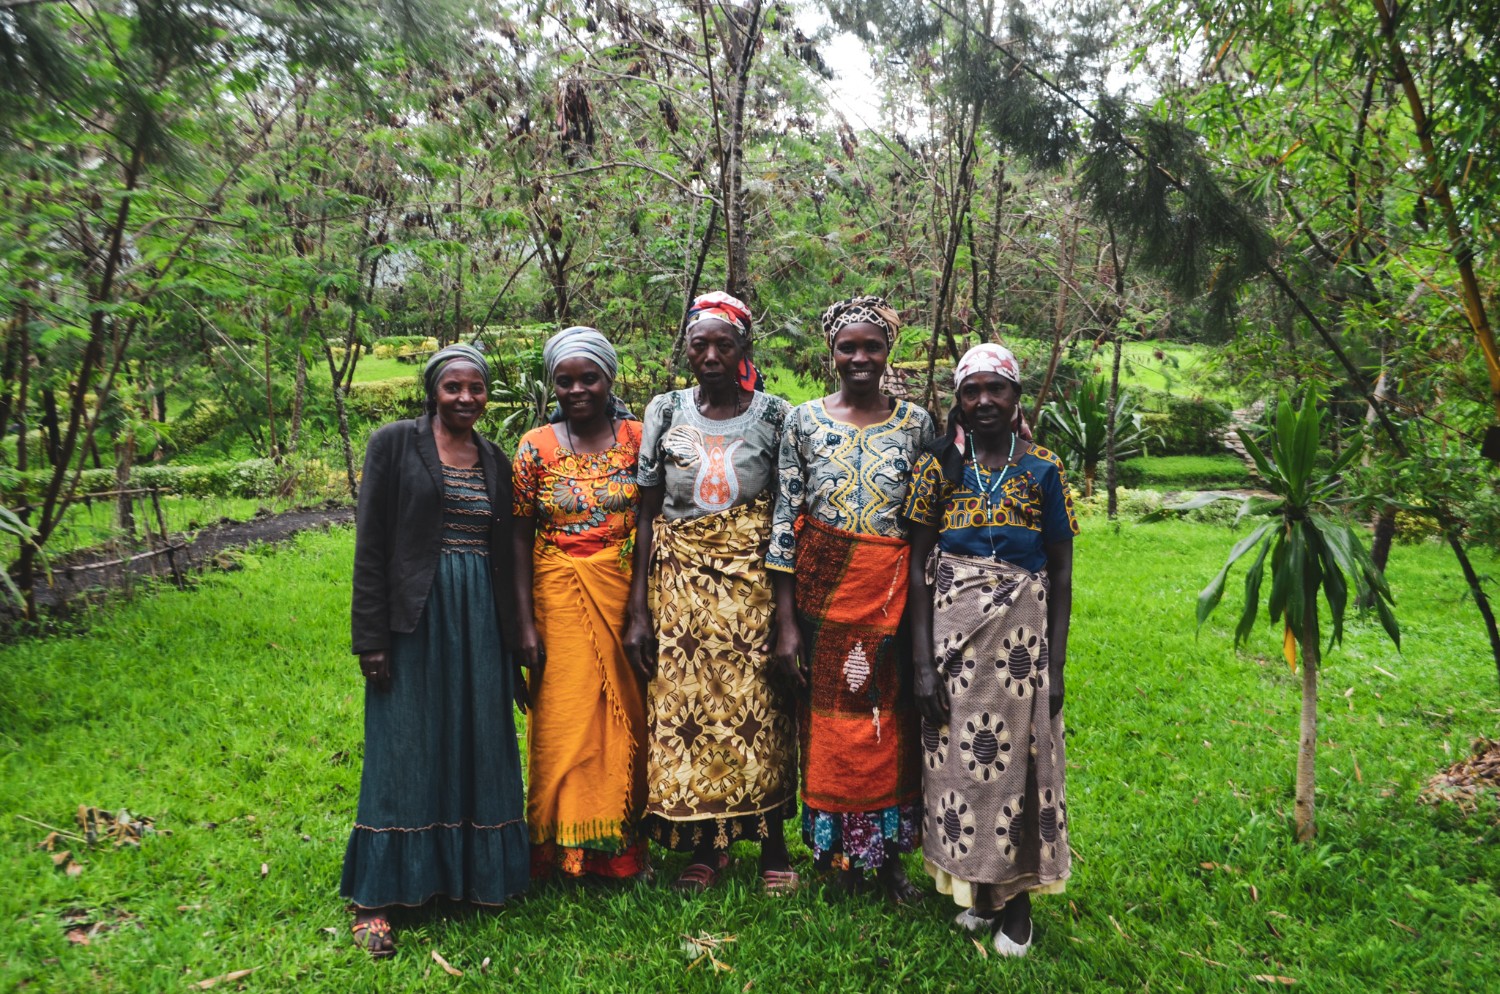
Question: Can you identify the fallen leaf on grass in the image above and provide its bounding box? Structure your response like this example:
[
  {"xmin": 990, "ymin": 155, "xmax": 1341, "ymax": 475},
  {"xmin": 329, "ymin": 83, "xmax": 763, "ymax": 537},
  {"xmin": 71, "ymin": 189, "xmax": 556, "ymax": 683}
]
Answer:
[
  {"xmin": 432, "ymin": 950, "xmax": 463, "ymax": 977},
  {"xmin": 970, "ymin": 937, "xmax": 989, "ymax": 959},
  {"xmin": 65, "ymin": 860, "xmax": 84, "ymax": 877},
  {"xmin": 1250, "ymin": 884, "xmax": 1259, "ymax": 903},
  {"xmin": 1199, "ymin": 862, "xmax": 1240, "ymax": 874},
  {"xmin": 1108, "ymin": 914, "xmax": 1130, "ymax": 941},
  {"xmin": 259, "ymin": 863, "xmax": 268, "ymax": 878},
  {"xmin": 1252, "ymin": 975, "xmax": 1296, "ymax": 985},
  {"xmin": 192, "ymin": 968, "xmax": 255, "ymax": 989},
  {"xmin": 65, "ymin": 928, "xmax": 92, "ymax": 945},
  {"xmin": 321, "ymin": 927, "xmax": 338, "ymax": 935},
  {"xmin": 51, "ymin": 850, "xmax": 71, "ymax": 867},
  {"xmin": 480, "ymin": 956, "xmax": 491, "ymax": 975},
  {"xmin": 1388, "ymin": 919, "xmax": 1420, "ymax": 936}
]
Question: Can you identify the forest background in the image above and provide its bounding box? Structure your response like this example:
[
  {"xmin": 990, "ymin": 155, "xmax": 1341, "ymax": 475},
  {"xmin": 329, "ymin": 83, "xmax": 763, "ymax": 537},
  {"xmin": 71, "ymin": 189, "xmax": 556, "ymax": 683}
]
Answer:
[
  {"xmin": 1, "ymin": 0, "xmax": 1497, "ymax": 629},
  {"xmin": 2, "ymin": 2, "xmax": 1500, "ymax": 991}
]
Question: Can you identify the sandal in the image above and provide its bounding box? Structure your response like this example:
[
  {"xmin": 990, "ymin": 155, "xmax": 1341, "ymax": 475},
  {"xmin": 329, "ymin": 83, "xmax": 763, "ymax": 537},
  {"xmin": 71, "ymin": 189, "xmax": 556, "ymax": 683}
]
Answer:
[
  {"xmin": 351, "ymin": 916, "xmax": 395, "ymax": 959},
  {"xmin": 672, "ymin": 853, "xmax": 730, "ymax": 893},
  {"xmin": 760, "ymin": 869, "xmax": 801, "ymax": 896}
]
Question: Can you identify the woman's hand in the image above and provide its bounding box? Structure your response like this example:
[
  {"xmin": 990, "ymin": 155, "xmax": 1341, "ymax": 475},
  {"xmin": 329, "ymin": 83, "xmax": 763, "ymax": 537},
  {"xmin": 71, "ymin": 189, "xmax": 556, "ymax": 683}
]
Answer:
[
  {"xmin": 359, "ymin": 650, "xmax": 391, "ymax": 692},
  {"xmin": 622, "ymin": 608, "xmax": 656, "ymax": 679},
  {"xmin": 912, "ymin": 650, "xmax": 949, "ymax": 727},
  {"xmin": 770, "ymin": 617, "xmax": 807, "ymax": 691},
  {"xmin": 517, "ymin": 619, "xmax": 545, "ymax": 685}
]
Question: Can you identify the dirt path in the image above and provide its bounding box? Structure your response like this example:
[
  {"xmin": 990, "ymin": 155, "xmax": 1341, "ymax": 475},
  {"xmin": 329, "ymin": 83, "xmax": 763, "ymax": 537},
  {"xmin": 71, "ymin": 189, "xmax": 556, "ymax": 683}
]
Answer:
[{"xmin": 17, "ymin": 501, "xmax": 353, "ymax": 618}]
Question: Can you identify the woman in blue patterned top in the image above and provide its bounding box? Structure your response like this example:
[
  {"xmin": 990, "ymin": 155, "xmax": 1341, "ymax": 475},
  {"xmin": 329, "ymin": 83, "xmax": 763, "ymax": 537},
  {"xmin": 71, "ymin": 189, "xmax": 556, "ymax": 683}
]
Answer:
[{"xmin": 903, "ymin": 343, "xmax": 1078, "ymax": 957}]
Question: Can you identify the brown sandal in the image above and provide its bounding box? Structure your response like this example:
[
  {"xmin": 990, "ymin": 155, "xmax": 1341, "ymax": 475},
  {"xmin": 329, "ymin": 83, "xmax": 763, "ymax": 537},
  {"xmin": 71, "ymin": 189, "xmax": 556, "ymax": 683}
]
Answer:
[
  {"xmin": 351, "ymin": 916, "xmax": 395, "ymax": 958},
  {"xmin": 672, "ymin": 853, "xmax": 730, "ymax": 893}
]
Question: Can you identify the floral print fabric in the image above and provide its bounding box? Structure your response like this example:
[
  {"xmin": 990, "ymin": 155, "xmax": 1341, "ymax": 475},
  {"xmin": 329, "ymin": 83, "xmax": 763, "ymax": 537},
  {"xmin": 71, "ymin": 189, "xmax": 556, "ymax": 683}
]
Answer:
[{"xmin": 512, "ymin": 421, "xmax": 643, "ymax": 557}]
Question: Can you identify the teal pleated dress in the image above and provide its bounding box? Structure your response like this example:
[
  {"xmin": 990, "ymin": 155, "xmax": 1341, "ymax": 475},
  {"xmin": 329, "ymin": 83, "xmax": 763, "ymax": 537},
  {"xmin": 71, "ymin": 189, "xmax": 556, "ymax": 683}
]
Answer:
[{"xmin": 341, "ymin": 464, "xmax": 530, "ymax": 908}]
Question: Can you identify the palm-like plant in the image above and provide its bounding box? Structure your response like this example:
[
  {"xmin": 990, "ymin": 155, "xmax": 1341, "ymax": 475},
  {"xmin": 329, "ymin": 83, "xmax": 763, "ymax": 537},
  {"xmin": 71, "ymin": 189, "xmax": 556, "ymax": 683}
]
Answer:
[
  {"xmin": 1160, "ymin": 389, "xmax": 1399, "ymax": 841},
  {"xmin": 0, "ymin": 505, "xmax": 43, "ymax": 610},
  {"xmin": 1042, "ymin": 377, "xmax": 1154, "ymax": 496},
  {"xmin": 488, "ymin": 346, "xmax": 550, "ymax": 442}
]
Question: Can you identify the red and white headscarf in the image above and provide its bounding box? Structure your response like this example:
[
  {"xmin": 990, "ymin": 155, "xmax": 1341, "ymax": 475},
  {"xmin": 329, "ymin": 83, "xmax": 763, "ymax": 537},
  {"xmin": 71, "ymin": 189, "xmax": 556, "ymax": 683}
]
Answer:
[
  {"xmin": 954, "ymin": 343, "xmax": 1021, "ymax": 389},
  {"xmin": 685, "ymin": 290, "xmax": 751, "ymax": 342},
  {"xmin": 685, "ymin": 290, "xmax": 761, "ymax": 391},
  {"xmin": 953, "ymin": 343, "xmax": 1032, "ymax": 440}
]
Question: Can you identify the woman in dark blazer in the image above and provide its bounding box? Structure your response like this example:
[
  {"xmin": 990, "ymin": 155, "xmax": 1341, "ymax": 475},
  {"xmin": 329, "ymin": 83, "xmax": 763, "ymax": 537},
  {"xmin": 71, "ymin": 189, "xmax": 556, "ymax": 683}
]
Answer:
[{"xmin": 342, "ymin": 344, "xmax": 529, "ymax": 958}]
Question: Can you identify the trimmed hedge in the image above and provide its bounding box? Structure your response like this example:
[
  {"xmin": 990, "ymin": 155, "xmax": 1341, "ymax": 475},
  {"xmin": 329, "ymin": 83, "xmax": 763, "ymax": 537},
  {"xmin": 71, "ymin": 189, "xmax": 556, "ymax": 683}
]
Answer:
[
  {"xmin": 1136, "ymin": 393, "xmax": 1232, "ymax": 456},
  {"xmin": 4, "ymin": 459, "xmax": 290, "ymax": 503}
]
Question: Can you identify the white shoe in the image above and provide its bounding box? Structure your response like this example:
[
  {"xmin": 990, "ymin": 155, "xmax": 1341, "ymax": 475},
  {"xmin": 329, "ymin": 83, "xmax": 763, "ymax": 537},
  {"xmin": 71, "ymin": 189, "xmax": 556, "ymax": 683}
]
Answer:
[
  {"xmin": 992, "ymin": 917, "xmax": 1033, "ymax": 957},
  {"xmin": 953, "ymin": 907, "xmax": 993, "ymax": 934}
]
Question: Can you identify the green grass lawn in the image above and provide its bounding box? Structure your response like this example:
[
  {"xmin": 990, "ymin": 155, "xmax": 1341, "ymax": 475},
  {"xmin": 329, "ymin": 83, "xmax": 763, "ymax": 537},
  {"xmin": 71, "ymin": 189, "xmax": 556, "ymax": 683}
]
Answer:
[
  {"xmin": 1122, "ymin": 454, "xmax": 1254, "ymax": 491},
  {"xmin": 2, "ymin": 522, "xmax": 1497, "ymax": 992}
]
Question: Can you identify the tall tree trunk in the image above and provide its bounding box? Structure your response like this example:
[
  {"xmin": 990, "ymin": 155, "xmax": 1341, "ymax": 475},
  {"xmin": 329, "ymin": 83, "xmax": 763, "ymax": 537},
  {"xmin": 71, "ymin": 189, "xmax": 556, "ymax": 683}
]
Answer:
[
  {"xmin": 1294, "ymin": 607, "xmax": 1321, "ymax": 842},
  {"xmin": 262, "ymin": 317, "xmax": 280, "ymax": 464},
  {"xmin": 670, "ymin": 201, "xmax": 720, "ymax": 375},
  {"xmin": 717, "ymin": 0, "xmax": 765, "ymax": 299},
  {"xmin": 1373, "ymin": 0, "xmax": 1500, "ymax": 425},
  {"xmin": 1031, "ymin": 214, "xmax": 1080, "ymax": 424},
  {"xmin": 1106, "ymin": 329, "xmax": 1123, "ymax": 518},
  {"xmin": 288, "ymin": 341, "xmax": 308, "ymax": 455},
  {"xmin": 114, "ymin": 430, "xmax": 135, "ymax": 539},
  {"xmin": 1369, "ymin": 509, "xmax": 1397, "ymax": 573}
]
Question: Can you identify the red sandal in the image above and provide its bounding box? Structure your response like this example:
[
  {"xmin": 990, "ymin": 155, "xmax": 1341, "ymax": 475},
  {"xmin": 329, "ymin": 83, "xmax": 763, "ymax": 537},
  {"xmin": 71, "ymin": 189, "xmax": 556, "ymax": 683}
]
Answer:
[{"xmin": 351, "ymin": 916, "xmax": 395, "ymax": 959}]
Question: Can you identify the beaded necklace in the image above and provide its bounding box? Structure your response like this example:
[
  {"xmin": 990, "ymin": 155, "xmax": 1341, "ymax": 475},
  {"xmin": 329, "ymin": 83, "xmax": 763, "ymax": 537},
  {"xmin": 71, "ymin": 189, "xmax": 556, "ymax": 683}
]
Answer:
[{"xmin": 968, "ymin": 431, "xmax": 1017, "ymax": 560}]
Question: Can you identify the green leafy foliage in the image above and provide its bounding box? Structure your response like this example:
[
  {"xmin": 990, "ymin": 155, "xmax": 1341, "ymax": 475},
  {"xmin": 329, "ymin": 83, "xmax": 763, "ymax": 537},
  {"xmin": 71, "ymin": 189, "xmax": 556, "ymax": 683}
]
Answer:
[
  {"xmin": 1177, "ymin": 389, "xmax": 1399, "ymax": 653},
  {"xmin": 1040, "ymin": 377, "xmax": 1156, "ymax": 495}
]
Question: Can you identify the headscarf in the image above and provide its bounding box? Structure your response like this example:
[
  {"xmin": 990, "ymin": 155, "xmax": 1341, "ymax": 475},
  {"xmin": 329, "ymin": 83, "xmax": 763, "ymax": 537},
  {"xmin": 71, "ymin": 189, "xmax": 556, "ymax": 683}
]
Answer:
[
  {"xmin": 952, "ymin": 343, "xmax": 1033, "ymax": 442},
  {"xmin": 423, "ymin": 343, "xmax": 491, "ymax": 413},
  {"xmin": 684, "ymin": 290, "xmax": 762, "ymax": 392},
  {"xmin": 926, "ymin": 342, "xmax": 1033, "ymax": 484},
  {"xmin": 542, "ymin": 325, "xmax": 638, "ymax": 423},
  {"xmin": 821, "ymin": 295, "xmax": 900, "ymax": 351}
]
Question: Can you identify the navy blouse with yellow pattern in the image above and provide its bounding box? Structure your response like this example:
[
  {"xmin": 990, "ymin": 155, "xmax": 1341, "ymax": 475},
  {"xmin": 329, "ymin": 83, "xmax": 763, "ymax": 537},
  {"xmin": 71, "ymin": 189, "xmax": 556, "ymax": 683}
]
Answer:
[{"xmin": 901, "ymin": 444, "xmax": 1079, "ymax": 573}]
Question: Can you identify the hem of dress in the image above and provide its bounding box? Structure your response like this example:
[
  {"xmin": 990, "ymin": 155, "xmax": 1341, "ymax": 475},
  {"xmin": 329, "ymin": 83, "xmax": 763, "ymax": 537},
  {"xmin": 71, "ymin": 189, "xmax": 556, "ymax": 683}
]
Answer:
[
  {"xmin": 925, "ymin": 859, "xmax": 1069, "ymax": 911},
  {"xmin": 353, "ymin": 818, "xmax": 526, "ymax": 833},
  {"xmin": 344, "ymin": 888, "xmax": 524, "ymax": 911}
]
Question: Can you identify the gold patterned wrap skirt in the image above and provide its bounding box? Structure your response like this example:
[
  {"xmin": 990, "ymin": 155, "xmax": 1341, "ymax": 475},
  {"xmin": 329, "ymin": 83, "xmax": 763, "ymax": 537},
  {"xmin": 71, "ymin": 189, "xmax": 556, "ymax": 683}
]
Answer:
[{"xmin": 642, "ymin": 497, "xmax": 798, "ymax": 851}]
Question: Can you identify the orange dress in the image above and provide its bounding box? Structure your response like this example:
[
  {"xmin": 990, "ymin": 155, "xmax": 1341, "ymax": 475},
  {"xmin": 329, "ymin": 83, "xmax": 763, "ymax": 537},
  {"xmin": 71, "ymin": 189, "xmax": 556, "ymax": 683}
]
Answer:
[{"xmin": 512, "ymin": 420, "xmax": 647, "ymax": 878}]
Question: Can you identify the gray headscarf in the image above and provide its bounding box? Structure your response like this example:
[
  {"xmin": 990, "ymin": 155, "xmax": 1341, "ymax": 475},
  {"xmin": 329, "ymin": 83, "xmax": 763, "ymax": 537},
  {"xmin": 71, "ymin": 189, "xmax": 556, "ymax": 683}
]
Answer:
[
  {"xmin": 543, "ymin": 326, "xmax": 618, "ymax": 382},
  {"xmin": 423, "ymin": 343, "xmax": 491, "ymax": 409},
  {"xmin": 542, "ymin": 326, "xmax": 638, "ymax": 423}
]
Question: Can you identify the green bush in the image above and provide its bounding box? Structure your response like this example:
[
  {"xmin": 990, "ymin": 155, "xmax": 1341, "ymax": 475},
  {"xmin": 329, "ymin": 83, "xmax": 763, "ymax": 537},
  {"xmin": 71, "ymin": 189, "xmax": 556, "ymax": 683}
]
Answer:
[
  {"xmin": 371, "ymin": 335, "xmax": 430, "ymax": 349},
  {"xmin": 3, "ymin": 459, "xmax": 294, "ymax": 504},
  {"xmin": 1136, "ymin": 392, "xmax": 1232, "ymax": 456},
  {"xmin": 346, "ymin": 377, "xmax": 425, "ymax": 421}
]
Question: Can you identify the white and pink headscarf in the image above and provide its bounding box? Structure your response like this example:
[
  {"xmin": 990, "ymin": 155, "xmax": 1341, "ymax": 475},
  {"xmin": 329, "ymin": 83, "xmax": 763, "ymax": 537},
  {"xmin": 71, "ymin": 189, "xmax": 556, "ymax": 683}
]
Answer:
[{"xmin": 953, "ymin": 343, "xmax": 1033, "ymax": 440}]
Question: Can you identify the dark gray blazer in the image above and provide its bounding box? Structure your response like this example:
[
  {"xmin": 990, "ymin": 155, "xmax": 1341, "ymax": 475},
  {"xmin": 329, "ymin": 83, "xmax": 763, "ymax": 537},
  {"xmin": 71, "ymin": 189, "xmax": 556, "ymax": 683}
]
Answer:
[{"xmin": 350, "ymin": 414, "xmax": 518, "ymax": 655}]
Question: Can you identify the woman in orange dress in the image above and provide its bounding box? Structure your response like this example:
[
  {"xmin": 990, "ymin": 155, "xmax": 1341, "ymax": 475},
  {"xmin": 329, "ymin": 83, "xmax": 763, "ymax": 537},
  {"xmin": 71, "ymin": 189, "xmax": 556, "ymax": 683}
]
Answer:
[{"xmin": 512, "ymin": 326, "xmax": 647, "ymax": 881}]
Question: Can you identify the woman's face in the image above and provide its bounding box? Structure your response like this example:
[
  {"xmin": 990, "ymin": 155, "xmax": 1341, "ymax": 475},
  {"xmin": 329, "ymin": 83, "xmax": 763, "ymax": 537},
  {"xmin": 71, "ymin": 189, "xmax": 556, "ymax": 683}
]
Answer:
[
  {"xmin": 434, "ymin": 362, "xmax": 488, "ymax": 433},
  {"xmin": 552, "ymin": 356, "xmax": 610, "ymax": 425},
  {"xmin": 831, "ymin": 322, "xmax": 889, "ymax": 390},
  {"xmin": 957, "ymin": 371, "xmax": 1020, "ymax": 436},
  {"xmin": 685, "ymin": 320, "xmax": 745, "ymax": 389}
]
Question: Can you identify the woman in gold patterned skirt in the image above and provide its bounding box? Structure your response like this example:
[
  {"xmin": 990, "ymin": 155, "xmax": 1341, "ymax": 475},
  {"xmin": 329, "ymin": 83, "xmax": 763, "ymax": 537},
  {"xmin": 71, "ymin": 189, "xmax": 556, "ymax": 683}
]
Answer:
[{"xmin": 622, "ymin": 291, "xmax": 802, "ymax": 893}]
